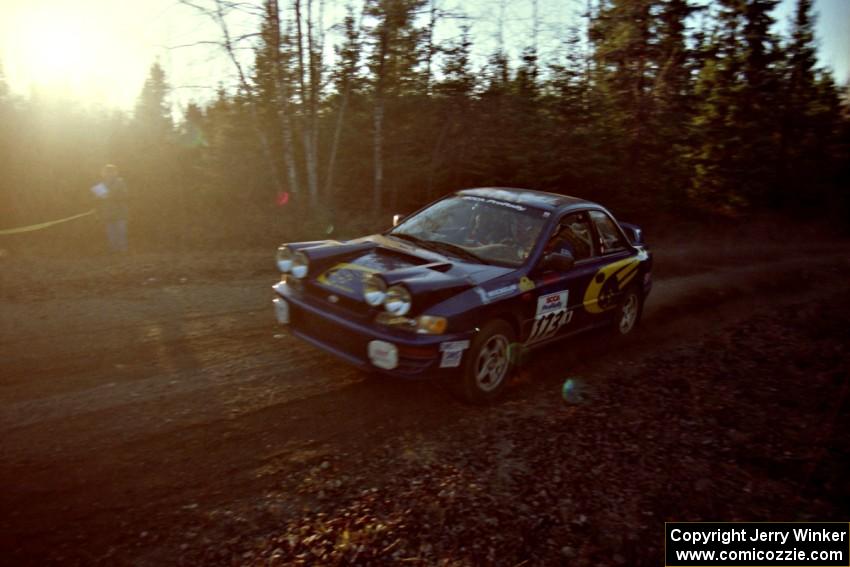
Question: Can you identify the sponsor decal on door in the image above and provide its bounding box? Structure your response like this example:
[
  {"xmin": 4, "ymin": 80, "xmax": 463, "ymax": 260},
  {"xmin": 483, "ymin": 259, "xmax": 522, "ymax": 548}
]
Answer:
[{"xmin": 527, "ymin": 290, "xmax": 572, "ymax": 344}]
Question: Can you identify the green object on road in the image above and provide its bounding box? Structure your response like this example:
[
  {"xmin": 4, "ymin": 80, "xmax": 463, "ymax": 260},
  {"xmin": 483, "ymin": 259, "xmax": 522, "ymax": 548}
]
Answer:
[{"xmin": 562, "ymin": 378, "xmax": 584, "ymax": 404}]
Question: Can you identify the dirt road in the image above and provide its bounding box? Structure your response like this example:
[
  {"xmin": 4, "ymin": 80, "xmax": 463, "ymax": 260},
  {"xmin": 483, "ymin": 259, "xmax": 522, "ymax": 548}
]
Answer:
[{"xmin": 1, "ymin": 240, "xmax": 848, "ymax": 565}]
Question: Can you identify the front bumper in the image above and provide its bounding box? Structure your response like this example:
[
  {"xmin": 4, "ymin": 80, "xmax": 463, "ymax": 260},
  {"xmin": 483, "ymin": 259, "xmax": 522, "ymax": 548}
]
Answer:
[{"xmin": 273, "ymin": 283, "xmax": 473, "ymax": 379}]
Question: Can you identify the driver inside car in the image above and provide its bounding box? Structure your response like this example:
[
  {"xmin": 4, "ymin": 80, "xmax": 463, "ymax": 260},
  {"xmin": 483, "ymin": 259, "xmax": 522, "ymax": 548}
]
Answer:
[
  {"xmin": 544, "ymin": 216, "xmax": 593, "ymax": 261},
  {"xmin": 467, "ymin": 212, "xmax": 538, "ymax": 262},
  {"xmin": 545, "ymin": 225, "xmax": 576, "ymax": 257}
]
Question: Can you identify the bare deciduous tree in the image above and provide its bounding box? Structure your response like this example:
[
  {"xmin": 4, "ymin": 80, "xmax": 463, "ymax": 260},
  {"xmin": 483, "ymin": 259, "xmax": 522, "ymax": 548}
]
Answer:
[{"xmin": 176, "ymin": 0, "xmax": 287, "ymax": 196}]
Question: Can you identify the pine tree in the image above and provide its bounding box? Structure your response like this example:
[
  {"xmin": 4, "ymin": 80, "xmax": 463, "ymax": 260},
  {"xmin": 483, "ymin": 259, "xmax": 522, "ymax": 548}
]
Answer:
[
  {"xmin": 776, "ymin": 0, "xmax": 841, "ymax": 208},
  {"xmin": 468, "ymin": 50, "xmax": 513, "ymax": 186},
  {"xmin": 134, "ymin": 61, "xmax": 173, "ymax": 140},
  {"xmin": 736, "ymin": 0, "xmax": 781, "ymax": 204},
  {"xmin": 428, "ymin": 25, "xmax": 475, "ymax": 197},
  {"xmin": 324, "ymin": 3, "xmax": 363, "ymax": 201},
  {"xmin": 689, "ymin": 0, "xmax": 783, "ymax": 211},
  {"xmin": 653, "ymin": 0, "xmax": 700, "ymax": 204},
  {"xmin": 510, "ymin": 46, "xmax": 547, "ymax": 185},
  {"xmin": 253, "ymin": 0, "xmax": 300, "ymax": 199},
  {"xmin": 590, "ymin": 0, "xmax": 658, "ymax": 199},
  {"xmin": 293, "ymin": 0, "xmax": 322, "ymax": 206},
  {"xmin": 689, "ymin": 2, "xmax": 741, "ymax": 211},
  {"xmin": 544, "ymin": 25, "xmax": 602, "ymax": 193},
  {"xmin": 130, "ymin": 61, "xmax": 179, "ymax": 246},
  {"xmin": 364, "ymin": 0, "xmax": 428, "ymax": 211}
]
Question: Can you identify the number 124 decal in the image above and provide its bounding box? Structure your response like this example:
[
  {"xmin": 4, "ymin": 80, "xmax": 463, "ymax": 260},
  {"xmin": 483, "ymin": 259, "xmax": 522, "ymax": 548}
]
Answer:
[{"xmin": 527, "ymin": 291, "xmax": 572, "ymax": 343}]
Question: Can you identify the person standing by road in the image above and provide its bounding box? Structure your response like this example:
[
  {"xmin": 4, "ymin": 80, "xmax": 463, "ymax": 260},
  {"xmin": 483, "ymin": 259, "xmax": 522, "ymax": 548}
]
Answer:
[{"xmin": 91, "ymin": 164, "xmax": 129, "ymax": 253}]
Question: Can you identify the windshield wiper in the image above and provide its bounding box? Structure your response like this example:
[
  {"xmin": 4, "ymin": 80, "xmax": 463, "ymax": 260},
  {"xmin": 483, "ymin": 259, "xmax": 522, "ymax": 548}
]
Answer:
[{"xmin": 422, "ymin": 240, "xmax": 486, "ymax": 264}]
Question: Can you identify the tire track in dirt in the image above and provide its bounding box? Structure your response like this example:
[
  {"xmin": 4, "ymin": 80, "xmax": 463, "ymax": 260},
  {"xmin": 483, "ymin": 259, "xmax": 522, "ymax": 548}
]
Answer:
[{"xmin": 3, "ymin": 251, "xmax": 848, "ymax": 448}]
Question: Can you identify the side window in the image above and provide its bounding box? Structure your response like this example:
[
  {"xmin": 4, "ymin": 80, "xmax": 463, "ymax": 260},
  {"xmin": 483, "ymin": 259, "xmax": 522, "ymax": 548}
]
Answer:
[
  {"xmin": 589, "ymin": 210, "xmax": 627, "ymax": 254},
  {"xmin": 546, "ymin": 212, "xmax": 594, "ymax": 261}
]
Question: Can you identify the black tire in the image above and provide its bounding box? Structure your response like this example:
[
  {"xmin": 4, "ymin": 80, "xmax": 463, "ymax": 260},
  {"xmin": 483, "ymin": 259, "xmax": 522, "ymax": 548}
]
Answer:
[
  {"xmin": 614, "ymin": 285, "xmax": 643, "ymax": 336},
  {"xmin": 452, "ymin": 319, "xmax": 517, "ymax": 404}
]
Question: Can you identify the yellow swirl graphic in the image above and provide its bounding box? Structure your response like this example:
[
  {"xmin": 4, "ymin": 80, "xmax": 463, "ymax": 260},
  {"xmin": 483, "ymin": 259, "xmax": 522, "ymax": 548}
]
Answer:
[{"xmin": 583, "ymin": 257, "xmax": 640, "ymax": 314}]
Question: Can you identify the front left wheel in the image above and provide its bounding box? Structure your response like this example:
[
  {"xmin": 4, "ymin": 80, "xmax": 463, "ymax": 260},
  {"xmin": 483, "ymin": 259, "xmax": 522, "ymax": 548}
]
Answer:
[{"xmin": 453, "ymin": 319, "xmax": 516, "ymax": 404}]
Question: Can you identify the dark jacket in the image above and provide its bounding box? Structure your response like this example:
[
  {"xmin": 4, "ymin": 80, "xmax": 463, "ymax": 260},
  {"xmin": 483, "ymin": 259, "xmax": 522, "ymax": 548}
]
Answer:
[{"xmin": 98, "ymin": 178, "xmax": 129, "ymax": 221}]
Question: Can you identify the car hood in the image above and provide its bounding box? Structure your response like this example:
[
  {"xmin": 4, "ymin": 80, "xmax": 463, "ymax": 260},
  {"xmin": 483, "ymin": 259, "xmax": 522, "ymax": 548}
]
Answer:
[{"xmin": 296, "ymin": 234, "xmax": 515, "ymax": 312}]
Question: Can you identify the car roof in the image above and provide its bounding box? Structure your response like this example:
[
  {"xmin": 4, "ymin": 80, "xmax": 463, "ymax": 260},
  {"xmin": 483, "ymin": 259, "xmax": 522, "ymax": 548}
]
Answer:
[{"xmin": 456, "ymin": 187, "xmax": 600, "ymax": 213}]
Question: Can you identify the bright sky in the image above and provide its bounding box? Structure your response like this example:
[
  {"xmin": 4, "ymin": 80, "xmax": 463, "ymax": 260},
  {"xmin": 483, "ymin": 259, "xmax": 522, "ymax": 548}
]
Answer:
[{"xmin": 1, "ymin": 0, "xmax": 847, "ymax": 113}]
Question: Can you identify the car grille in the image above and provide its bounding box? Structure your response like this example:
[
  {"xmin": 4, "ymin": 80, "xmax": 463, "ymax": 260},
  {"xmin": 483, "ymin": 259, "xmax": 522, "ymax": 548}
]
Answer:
[
  {"xmin": 291, "ymin": 304, "xmax": 367, "ymax": 362},
  {"xmin": 290, "ymin": 303, "xmax": 439, "ymax": 377},
  {"xmin": 304, "ymin": 282, "xmax": 370, "ymax": 319}
]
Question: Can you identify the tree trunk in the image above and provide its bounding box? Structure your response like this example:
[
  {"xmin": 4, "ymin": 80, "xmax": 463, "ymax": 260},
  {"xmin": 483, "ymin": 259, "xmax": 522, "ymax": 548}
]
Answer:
[
  {"xmin": 324, "ymin": 83, "xmax": 350, "ymax": 199},
  {"xmin": 294, "ymin": 0, "xmax": 319, "ymax": 207},
  {"xmin": 426, "ymin": 109, "xmax": 451, "ymax": 202},
  {"xmin": 424, "ymin": 0, "xmax": 437, "ymax": 94},
  {"xmin": 307, "ymin": 0, "xmax": 320, "ymax": 205},
  {"xmin": 323, "ymin": 3, "xmax": 361, "ymax": 202},
  {"xmin": 309, "ymin": 0, "xmax": 322, "ymax": 196},
  {"xmin": 372, "ymin": 20, "xmax": 389, "ymax": 213},
  {"xmin": 270, "ymin": 0, "xmax": 300, "ymax": 198},
  {"xmin": 373, "ymin": 99, "xmax": 384, "ymax": 212},
  {"xmin": 220, "ymin": 0, "xmax": 284, "ymax": 198}
]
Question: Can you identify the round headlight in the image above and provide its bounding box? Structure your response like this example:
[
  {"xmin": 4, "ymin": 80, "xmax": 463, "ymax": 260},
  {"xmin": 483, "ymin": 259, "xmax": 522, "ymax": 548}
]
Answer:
[
  {"xmin": 384, "ymin": 285, "xmax": 412, "ymax": 316},
  {"xmin": 291, "ymin": 251, "xmax": 309, "ymax": 279},
  {"xmin": 364, "ymin": 274, "xmax": 387, "ymax": 306},
  {"xmin": 276, "ymin": 245, "xmax": 294, "ymax": 272}
]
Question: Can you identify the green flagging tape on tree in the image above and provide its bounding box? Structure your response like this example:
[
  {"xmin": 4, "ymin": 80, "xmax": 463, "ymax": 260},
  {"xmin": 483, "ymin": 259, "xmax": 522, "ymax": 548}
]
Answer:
[{"xmin": 0, "ymin": 210, "xmax": 95, "ymax": 235}]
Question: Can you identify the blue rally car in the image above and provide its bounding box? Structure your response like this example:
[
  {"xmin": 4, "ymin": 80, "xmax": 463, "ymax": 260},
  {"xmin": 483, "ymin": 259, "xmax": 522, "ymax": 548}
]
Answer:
[{"xmin": 272, "ymin": 188, "xmax": 652, "ymax": 403}]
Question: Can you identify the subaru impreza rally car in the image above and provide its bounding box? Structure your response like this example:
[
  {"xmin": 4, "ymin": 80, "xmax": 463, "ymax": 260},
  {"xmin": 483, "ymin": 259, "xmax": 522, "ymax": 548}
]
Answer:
[{"xmin": 273, "ymin": 188, "xmax": 652, "ymax": 403}]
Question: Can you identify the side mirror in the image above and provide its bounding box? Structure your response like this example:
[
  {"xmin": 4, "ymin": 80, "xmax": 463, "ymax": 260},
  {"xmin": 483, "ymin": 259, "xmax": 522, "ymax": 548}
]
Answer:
[
  {"xmin": 392, "ymin": 213, "xmax": 404, "ymax": 227},
  {"xmin": 620, "ymin": 223, "xmax": 644, "ymax": 246},
  {"xmin": 540, "ymin": 251, "xmax": 575, "ymax": 272}
]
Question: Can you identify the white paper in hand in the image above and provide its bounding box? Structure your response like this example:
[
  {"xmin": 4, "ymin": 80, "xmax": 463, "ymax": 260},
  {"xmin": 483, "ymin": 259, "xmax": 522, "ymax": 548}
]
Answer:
[{"xmin": 91, "ymin": 182, "xmax": 108, "ymax": 198}]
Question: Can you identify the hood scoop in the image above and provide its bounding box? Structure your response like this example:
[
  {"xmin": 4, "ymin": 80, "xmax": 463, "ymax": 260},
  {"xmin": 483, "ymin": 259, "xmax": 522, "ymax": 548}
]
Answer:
[
  {"xmin": 302, "ymin": 241, "xmax": 377, "ymax": 265},
  {"xmin": 381, "ymin": 263, "xmax": 471, "ymax": 297},
  {"xmin": 380, "ymin": 261, "xmax": 452, "ymax": 284}
]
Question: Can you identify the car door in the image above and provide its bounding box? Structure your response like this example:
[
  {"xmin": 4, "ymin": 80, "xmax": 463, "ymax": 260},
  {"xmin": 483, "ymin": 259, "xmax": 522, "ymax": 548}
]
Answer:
[
  {"xmin": 582, "ymin": 210, "xmax": 641, "ymax": 323},
  {"xmin": 520, "ymin": 211, "xmax": 601, "ymax": 346}
]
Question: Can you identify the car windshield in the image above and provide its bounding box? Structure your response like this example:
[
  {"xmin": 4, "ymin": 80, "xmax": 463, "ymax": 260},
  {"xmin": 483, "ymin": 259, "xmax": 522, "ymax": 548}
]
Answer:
[{"xmin": 390, "ymin": 195, "xmax": 549, "ymax": 267}]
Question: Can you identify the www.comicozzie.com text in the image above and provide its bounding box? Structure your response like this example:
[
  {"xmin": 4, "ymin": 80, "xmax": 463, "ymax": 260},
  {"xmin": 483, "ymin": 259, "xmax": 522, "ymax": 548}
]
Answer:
[{"xmin": 670, "ymin": 527, "xmax": 848, "ymax": 546}]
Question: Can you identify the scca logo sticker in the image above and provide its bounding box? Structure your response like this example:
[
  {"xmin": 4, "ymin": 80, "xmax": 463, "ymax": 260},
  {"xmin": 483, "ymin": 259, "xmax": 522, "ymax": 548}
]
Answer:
[
  {"xmin": 583, "ymin": 258, "xmax": 640, "ymax": 313},
  {"xmin": 527, "ymin": 291, "xmax": 571, "ymax": 344}
]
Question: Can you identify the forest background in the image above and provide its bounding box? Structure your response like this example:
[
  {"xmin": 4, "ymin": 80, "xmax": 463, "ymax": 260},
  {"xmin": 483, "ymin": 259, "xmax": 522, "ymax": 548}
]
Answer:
[{"xmin": 1, "ymin": 0, "xmax": 848, "ymax": 252}]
